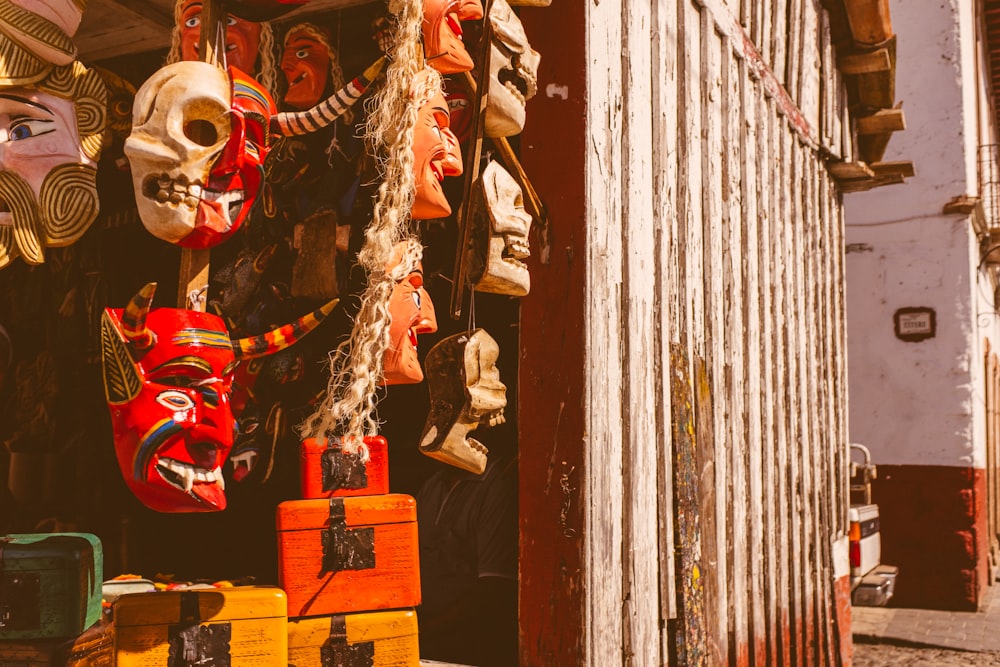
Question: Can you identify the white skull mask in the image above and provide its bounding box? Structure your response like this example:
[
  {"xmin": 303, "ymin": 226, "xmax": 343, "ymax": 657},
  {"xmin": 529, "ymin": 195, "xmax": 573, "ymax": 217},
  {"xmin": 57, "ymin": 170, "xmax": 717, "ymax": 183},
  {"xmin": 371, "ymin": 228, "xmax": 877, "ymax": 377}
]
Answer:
[
  {"xmin": 468, "ymin": 161, "xmax": 531, "ymax": 296},
  {"xmin": 485, "ymin": 0, "xmax": 540, "ymax": 138},
  {"xmin": 124, "ymin": 61, "xmax": 232, "ymax": 246},
  {"xmin": 419, "ymin": 329, "xmax": 507, "ymax": 474}
]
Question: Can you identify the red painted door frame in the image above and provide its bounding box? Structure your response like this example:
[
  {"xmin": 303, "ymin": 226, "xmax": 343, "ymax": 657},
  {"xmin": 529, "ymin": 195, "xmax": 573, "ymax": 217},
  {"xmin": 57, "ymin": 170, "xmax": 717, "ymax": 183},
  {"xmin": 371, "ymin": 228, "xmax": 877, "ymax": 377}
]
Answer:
[{"xmin": 518, "ymin": 5, "xmax": 588, "ymax": 664}]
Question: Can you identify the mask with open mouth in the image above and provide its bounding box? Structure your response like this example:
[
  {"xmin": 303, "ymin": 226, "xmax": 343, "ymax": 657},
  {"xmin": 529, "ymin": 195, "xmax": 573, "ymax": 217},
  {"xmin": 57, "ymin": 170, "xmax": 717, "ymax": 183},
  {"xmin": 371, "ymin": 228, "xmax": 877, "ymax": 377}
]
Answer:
[
  {"xmin": 419, "ymin": 328, "xmax": 507, "ymax": 474},
  {"xmin": 124, "ymin": 61, "xmax": 276, "ymax": 249},
  {"xmin": 485, "ymin": 0, "xmax": 540, "ymax": 138},
  {"xmin": 411, "ymin": 72, "xmax": 455, "ymax": 220},
  {"xmin": 422, "ymin": 0, "xmax": 474, "ymax": 74},
  {"xmin": 383, "ymin": 241, "xmax": 437, "ymax": 385},
  {"xmin": 100, "ymin": 282, "xmax": 337, "ymax": 512}
]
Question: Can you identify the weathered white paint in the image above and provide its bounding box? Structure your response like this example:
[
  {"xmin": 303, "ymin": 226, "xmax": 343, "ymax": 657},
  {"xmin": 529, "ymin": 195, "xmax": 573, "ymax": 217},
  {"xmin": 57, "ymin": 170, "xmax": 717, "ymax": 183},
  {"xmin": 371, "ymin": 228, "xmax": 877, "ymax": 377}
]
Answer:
[
  {"xmin": 585, "ymin": 0, "xmax": 851, "ymax": 662},
  {"xmin": 845, "ymin": 217, "xmax": 981, "ymax": 467}
]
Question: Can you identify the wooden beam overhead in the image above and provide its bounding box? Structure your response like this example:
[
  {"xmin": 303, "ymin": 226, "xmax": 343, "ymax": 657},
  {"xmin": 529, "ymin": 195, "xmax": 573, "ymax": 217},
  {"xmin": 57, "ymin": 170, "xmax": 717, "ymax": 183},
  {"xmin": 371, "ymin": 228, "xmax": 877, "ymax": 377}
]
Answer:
[
  {"xmin": 828, "ymin": 160, "xmax": 875, "ymax": 181},
  {"xmin": 104, "ymin": 0, "xmax": 174, "ymax": 28},
  {"xmin": 838, "ymin": 48, "xmax": 891, "ymax": 75},
  {"xmin": 842, "ymin": 0, "xmax": 893, "ymax": 46},
  {"xmin": 870, "ymin": 160, "xmax": 915, "ymax": 178},
  {"xmin": 856, "ymin": 108, "xmax": 905, "ymax": 134}
]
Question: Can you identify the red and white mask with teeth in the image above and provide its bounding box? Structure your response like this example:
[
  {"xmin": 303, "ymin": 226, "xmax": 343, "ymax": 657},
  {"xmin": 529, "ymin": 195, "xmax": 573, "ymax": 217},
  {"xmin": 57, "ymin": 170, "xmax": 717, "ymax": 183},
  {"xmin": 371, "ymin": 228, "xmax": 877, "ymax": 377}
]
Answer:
[
  {"xmin": 101, "ymin": 302, "xmax": 238, "ymax": 513},
  {"xmin": 125, "ymin": 61, "xmax": 275, "ymax": 249}
]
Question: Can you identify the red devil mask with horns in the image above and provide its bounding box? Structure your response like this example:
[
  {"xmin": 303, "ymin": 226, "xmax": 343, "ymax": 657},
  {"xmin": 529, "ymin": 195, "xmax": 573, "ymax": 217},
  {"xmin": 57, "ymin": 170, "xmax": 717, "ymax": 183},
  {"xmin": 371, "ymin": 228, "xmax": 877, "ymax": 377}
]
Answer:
[{"xmin": 101, "ymin": 282, "xmax": 335, "ymax": 512}]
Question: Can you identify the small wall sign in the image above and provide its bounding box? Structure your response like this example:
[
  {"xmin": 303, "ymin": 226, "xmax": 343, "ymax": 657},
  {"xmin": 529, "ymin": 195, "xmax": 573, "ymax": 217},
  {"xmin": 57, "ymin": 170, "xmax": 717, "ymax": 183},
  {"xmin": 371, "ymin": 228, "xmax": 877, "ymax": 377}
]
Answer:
[{"xmin": 893, "ymin": 307, "xmax": 936, "ymax": 342}]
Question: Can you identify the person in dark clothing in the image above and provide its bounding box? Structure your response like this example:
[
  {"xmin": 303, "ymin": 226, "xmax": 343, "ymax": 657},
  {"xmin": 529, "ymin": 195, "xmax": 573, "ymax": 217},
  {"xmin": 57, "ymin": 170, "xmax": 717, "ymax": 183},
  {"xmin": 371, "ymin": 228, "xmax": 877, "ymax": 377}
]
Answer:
[{"xmin": 416, "ymin": 452, "xmax": 518, "ymax": 667}]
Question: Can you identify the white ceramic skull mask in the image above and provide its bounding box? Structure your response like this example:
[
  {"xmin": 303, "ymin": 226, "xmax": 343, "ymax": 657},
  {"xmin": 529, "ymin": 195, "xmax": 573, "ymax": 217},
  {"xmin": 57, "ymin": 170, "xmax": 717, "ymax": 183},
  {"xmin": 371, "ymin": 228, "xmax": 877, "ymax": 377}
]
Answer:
[
  {"xmin": 470, "ymin": 161, "xmax": 530, "ymax": 296},
  {"xmin": 124, "ymin": 61, "xmax": 232, "ymax": 247},
  {"xmin": 485, "ymin": 0, "xmax": 540, "ymax": 138}
]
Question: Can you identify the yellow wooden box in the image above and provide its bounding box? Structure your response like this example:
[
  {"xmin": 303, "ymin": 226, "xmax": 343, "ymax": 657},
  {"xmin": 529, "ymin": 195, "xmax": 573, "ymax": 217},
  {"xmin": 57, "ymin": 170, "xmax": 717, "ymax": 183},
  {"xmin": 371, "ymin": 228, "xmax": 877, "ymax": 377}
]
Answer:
[
  {"xmin": 288, "ymin": 608, "xmax": 419, "ymax": 667},
  {"xmin": 112, "ymin": 586, "xmax": 287, "ymax": 666}
]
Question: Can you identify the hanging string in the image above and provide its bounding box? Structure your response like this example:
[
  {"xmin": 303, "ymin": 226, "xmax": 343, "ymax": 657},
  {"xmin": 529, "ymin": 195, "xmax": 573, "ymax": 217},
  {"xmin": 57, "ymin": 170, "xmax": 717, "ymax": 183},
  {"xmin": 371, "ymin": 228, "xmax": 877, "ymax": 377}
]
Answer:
[{"xmin": 466, "ymin": 284, "xmax": 476, "ymax": 334}]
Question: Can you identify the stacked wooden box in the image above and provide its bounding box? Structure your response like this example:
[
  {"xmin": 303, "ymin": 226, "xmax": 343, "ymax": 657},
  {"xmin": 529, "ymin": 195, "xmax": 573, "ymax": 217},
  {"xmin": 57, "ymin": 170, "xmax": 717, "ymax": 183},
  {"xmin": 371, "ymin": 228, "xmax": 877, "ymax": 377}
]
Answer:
[
  {"xmin": 0, "ymin": 533, "xmax": 112, "ymax": 666},
  {"xmin": 280, "ymin": 436, "xmax": 421, "ymax": 666}
]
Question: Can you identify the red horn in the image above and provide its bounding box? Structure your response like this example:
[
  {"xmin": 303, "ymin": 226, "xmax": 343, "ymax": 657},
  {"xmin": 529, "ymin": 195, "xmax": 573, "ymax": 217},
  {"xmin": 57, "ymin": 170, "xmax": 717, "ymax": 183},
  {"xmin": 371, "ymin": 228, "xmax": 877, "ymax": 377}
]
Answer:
[
  {"xmin": 121, "ymin": 282, "xmax": 157, "ymax": 351},
  {"xmin": 232, "ymin": 298, "xmax": 339, "ymax": 360}
]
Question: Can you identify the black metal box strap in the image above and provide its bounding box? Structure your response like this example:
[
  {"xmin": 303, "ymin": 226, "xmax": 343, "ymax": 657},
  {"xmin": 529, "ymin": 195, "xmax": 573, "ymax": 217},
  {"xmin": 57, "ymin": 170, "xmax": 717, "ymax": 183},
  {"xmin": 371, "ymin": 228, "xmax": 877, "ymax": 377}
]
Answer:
[
  {"xmin": 321, "ymin": 498, "xmax": 376, "ymax": 575},
  {"xmin": 320, "ymin": 614, "xmax": 375, "ymax": 667},
  {"xmin": 167, "ymin": 591, "xmax": 232, "ymax": 666},
  {"xmin": 321, "ymin": 437, "xmax": 369, "ymax": 492}
]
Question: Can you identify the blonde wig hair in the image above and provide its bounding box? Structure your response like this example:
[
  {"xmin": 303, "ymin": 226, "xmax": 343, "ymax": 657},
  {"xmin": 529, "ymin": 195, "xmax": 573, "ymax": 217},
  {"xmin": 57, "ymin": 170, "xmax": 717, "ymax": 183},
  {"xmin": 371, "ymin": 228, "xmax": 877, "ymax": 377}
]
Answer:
[{"xmin": 300, "ymin": 0, "xmax": 446, "ymax": 455}]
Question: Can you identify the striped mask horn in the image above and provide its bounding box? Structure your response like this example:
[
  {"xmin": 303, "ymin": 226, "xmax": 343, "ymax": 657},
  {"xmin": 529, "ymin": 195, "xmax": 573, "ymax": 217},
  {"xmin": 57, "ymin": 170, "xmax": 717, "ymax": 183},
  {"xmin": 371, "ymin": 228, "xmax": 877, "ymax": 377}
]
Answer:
[
  {"xmin": 120, "ymin": 282, "xmax": 157, "ymax": 351},
  {"xmin": 231, "ymin": 298, "xmax": 339, "ymax": 360}
]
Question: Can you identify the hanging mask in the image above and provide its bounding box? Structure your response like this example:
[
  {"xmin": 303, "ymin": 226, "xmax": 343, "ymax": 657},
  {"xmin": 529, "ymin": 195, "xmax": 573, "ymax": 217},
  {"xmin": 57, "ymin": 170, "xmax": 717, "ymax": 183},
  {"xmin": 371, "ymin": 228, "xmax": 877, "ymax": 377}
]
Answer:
[
  {"xmin": 467, "ymin": 161, "xmax": 530, "ymax": 296},
  {"xmin": 419, "ymin": 329, "xmax": 506, "ymax": 474},
  {"xmin": 101, "ymin": 282, "xmax": 336, "ymax": 512},
  {"xmin": 412, "ymin": 80, "xmax": 456, "ymax": 220},
  {"xmin": 485, "ymin": 0, "xmax": 540, "ymax": 138},
  {"xmin": 383, "ymin": 242, "xmax": 437, "ymax": 385},
  {"xmin": 124, "ymin": 62, "xmax": 276, "ymax": 249},
  {"xmin": 177, "ymin": 0, "xmax": 262, "ymax": 74},
  {"xmin": 0, "ymin": 0, "xmax": 85, "ymax": 86},
  {"xmin": 422, "ymin": 0, "xmax": 474, "ymax": 74}
]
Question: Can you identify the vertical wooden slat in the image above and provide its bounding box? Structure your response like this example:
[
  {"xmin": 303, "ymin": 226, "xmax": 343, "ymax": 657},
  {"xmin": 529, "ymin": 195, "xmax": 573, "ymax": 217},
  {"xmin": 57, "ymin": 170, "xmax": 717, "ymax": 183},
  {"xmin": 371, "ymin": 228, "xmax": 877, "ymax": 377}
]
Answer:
[
  {"xmin": 786, "ymin": 130, "xmax": 805, "ymax": 665},
  {"xmin": 800, "ymin": 0, "xmax": 821, "ymax": 130},
  {"xmin": 786, "ymin": 0, "xmax": 803, "ymax": 103},
  {"xmin": 771, "ymin": 0, "xmax": 786, "ymax": 85},
  {"xmin": 620, "ymin": 0, "xmax": 661, "ymax": 661},
  {"xmin": 758, "ymin": 95, "xmax": 781, "ymax": 667},
  {"xmin": 674, "ymin": 0, "xmax": 710, "ymax": 662},
  {"xmin": 741, "ymin": 64, "xmax": 768, "ymax": 667},
  {"xmin": 652, "ymin": 0, "xmax": 680, "ymax": 630},
  {"xmin": 702, "ymin": 12, "xmax": 730, "ymax": 662},
  {"xmin": 584, "ymin": 1, "xmax": 625, "ymax": 663},
  {"xmin": 772, "ymin": 107, "xmax": 794, "ymax": 667},
  {"xmin": 721, "ymin": 34, "xmax": 750, "ymax": 667},
  {"xmin": 793, "ymin": 140, "xmax": 817, "ymax": 665}
]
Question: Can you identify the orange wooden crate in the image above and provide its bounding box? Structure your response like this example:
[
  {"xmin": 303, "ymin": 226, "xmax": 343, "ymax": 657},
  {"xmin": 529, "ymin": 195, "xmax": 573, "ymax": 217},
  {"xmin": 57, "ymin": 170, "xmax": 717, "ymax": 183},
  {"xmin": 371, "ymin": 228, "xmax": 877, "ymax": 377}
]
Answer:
[
  {"xmin": 299, "ymin": 436, "xmax": 389, "ymax": 499},
  {"xmin": 276, "ymin": 495, "xmax": 420, "ymax": 617},
  {"xmin": 287, "ymin": 608, "xmax": 419, "ymax": 666}
]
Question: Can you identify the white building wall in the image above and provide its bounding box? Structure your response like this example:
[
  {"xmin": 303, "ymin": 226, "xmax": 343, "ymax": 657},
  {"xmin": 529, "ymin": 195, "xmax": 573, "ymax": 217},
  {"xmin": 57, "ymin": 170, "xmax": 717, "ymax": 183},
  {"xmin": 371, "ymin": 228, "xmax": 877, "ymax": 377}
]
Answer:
[{"xmin": 845, "ymin": 0, "xmax": 988, "ymax": 468}]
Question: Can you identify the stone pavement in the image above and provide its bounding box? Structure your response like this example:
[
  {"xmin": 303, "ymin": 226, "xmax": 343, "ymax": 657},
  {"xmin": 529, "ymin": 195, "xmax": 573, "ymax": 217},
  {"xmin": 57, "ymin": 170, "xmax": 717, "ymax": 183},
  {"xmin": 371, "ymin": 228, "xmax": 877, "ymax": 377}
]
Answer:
[{"xmin": 852, "ymin": 584, "xmax": 1000, "ymax": 652}]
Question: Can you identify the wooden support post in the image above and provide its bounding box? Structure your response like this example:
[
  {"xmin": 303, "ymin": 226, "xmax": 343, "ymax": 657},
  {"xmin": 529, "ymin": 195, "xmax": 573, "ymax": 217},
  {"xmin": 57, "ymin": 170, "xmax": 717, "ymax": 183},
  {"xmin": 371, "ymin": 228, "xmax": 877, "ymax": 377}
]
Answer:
[
  {"xmin": 460, "ymin": 71, "xmax": 548, "ymax": 232},
  {"xmin": 177, "ymin": 0, "xmax": 227, "ymax": 309},
  {"xmin": 842, "ymin": 0, "xmax": 893, "ymax": 46},
  {"xmin": 837, "ymin": 48, "xmax": 890, "ymax": 75},
  {"xmin": 449, "ymin": 5, "xmax": 494, "ymax": 320},
  {"xmin": 856, "ymin": 107, "xmax": 905, "ymax": 134}
]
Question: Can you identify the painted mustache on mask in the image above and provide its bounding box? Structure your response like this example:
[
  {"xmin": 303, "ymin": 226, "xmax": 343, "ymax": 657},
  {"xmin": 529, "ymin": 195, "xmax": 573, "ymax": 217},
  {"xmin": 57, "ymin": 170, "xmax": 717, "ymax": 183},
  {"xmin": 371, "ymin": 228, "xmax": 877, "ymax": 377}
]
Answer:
[{"xmin": 0, "ymin": 163, "xmax": 98, "ymax": 268}]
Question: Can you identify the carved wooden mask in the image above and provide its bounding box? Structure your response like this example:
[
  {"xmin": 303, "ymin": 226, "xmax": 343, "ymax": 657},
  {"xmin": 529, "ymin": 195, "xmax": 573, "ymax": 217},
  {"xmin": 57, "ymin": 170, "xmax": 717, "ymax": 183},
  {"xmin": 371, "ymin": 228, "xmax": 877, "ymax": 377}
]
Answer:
[
  {"xmin": 485, "ymin": 0, "xmax": 539, "ymax": 138},
  {"xmin": 419, "ymin": 328, "xmax": 506, "ymax": 474}
]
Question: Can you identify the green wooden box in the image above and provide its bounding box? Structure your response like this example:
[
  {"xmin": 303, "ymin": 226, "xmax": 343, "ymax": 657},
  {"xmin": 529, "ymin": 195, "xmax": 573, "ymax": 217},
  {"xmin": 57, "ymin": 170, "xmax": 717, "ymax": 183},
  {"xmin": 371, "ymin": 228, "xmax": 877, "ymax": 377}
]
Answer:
[{"xmin": 0, "ymin": 533, "xmax": 103, "ymax": 640}]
